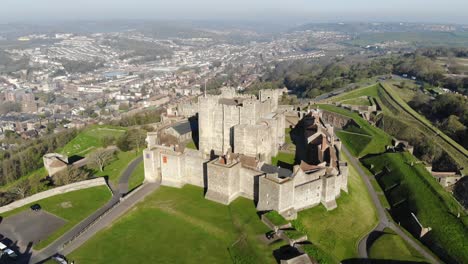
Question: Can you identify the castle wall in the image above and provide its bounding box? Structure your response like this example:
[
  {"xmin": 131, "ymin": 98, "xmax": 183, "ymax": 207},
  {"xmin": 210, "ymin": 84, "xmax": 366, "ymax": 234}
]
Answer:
[
  {"xmin": 205, "ymin": 160, "xmax": 241, "ymax": 204},
  {"xmin": 143, "ymin": 149, "xmax": 160, "ymax": 183},
  {"xmin": 257, "ymin": 176, "xmax": 295, "ymax": 213},
  {"xmin": 184, "ymin": 149, "xmax": 206, "ymax": 188},
  {"xmin": 294, "ymin": 179, "xmax": 322, "ymax": 211},
  {"xmin": 239, "ymin": 167, "xmax": 263, "ymax": 200},
  {"xmin": 160, "ymin": 150, "xmax": 185, "ymax": 188}
]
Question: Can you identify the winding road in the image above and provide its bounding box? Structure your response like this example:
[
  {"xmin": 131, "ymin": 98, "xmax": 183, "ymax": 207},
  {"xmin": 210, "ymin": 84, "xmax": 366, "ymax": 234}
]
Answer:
[
  {"xmin": 28, "ymin": 155, "xmax": 160, "ymax": 264},
  {"xmin": 340, "ymin": 145, "xmax": 440, "ymax": 263}
]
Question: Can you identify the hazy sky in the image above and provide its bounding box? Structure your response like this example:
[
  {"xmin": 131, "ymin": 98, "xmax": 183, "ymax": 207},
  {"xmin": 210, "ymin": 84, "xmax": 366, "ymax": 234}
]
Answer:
[{"xmin": 1, "ymin": 0, "xmax": 467, "ymax": 24}]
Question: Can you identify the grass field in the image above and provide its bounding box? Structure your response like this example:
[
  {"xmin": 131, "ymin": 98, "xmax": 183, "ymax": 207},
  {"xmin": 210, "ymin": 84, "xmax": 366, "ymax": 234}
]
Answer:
[
  {"xmin": 328, "ymin": 84, "xmax": 380, "ymax": 103},
  {"xmin": 0, "ymin": 186, "xmax": 111, "ymax": 250},
  {"xmin": 60, "ymin": 125, "xmax": 126, "ymax": 157},
  {"xmin": 94, "ymin": 150, "xmax": 141, "ymax": 184},
  {"xmin": 316, "ymin": 104, "xmax": 392, "ymax": 157},
  {"xmin": 347, "ymin": 31, "xmax": 468, "ymax": 47},
  {"xmin": 68, "ymin": 185, "xmax": 286, "ymax": 264},
  {"xmin": 362, "ymin": 152, "xmax": 468, "ymax": 264},
  {"xmin": 325, "ymin": 82, "xmax": 468, "ymax": 173},
  {"xmin": 341, "ymin": 97, "xmax": 372, "ymax": 106},
  {"xmin": 271, "ymin": 151, "xmax": 295, "ymax": 168},
  {"xmin": 128, "ymin": 161, "xmax": 144, "ymax": 191},
  {"xmin": 369, "ymin": 228, "xmax": 426, "ymax": 262},
  {"xmin": 293, "ymin": 153, "xmax": 378, "ymax": 262},
  {"xmin": 379, "ymin": 83, "xmax": 468, "ymax": 174}
]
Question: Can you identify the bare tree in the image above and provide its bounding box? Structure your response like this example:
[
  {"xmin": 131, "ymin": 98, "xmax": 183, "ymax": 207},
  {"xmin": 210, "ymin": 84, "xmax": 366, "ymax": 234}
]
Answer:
[
  {"xmin": 11, "ymin": 179, "xmax": 31, "ymax": 199},
  {"xmin": 54, "ymin": 167, "xmax": 90, "ymax": 186},
  {"xmin": 128, "ymin": 129, "xmax": 146, "ymax": 152},
  {"xmin": 88, "ymin": 148, "xmax": 116, "ymax": 172}
]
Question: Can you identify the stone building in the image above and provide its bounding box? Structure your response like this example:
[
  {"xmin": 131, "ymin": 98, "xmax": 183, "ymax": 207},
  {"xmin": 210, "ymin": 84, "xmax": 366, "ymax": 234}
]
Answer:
[
  {"xmin": 43, "ymin": 153, "xmax": 69, "ymax": 176},
  {"xmin": 144, "ymin": 88, "xmax": 348, "ymax": 219}
]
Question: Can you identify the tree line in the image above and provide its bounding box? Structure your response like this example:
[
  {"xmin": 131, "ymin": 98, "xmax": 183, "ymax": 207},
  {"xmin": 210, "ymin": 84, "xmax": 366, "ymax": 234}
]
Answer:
[{"xmin": 0, "ymin": 129, "xmax": 78, "ymax": 186}]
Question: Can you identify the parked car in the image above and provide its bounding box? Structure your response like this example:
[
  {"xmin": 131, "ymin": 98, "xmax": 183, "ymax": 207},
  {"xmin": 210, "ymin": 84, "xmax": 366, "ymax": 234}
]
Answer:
[
  {"xmin": 52, "ymin": 254, "xmax": 68, "ymax": 264},
  {"xmin": 30, "ymin": 204, "xmax": 41, "ymax": 211}
]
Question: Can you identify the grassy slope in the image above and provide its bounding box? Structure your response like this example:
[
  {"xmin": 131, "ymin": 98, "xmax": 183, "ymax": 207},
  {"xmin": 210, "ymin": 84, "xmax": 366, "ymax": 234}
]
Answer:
[
  {"xmin": 60, "ymin": 125, "xmax": 126, "ymax": 156},
  {"xmin": 95, "ymin": 151, "xmax": 141, "ymax": 184},
  {"xmin": 380, "ymin": 83, "xmax": 468, "ymax": 173},
  {"xmin": 369, "ymin": 228, "xmax": 426, "ymax": 262},
  {"xmin": 341, "ymin": 97, "xmax": 372, "ymax": 106},
  {"xmin": 295, "ymin": 153, "xmax": 378, "ymax": 262},
  {"xmin": 0, "ymin": 186, "xmax": 111, "ymax": 250},
  {"xmin": 68, "ymin": 185, "xmax": 285, "ymax": 264},
  {"xmin": 362, "ymin": 152, "xmax": 468, "ymax": 263},
  {"xmin": 328, "ymin": 84, "xmax": 380, "ymax": 102},
  {"xmin": 316, "ymin": 104, "xmax": 392, "ymax": 157},
  {"xmin": 325, "ymin": 82, "xmax": 468, "ymax": 173},
  {"xmin": 128, "ymin": 161, "xmax": 145, "ymax": 191}
]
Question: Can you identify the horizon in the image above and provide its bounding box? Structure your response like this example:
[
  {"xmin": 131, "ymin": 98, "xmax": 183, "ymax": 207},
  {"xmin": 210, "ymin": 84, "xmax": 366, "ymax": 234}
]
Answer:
[{"xmin": 1, "ymin": 0, "xmax": 467, "ymax": 25}]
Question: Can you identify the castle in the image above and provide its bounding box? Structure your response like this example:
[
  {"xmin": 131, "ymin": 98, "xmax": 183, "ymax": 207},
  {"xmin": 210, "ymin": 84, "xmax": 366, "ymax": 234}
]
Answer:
[{"xmin": 144, "ymin": 88, "xmax": 348, "ymax": 219}]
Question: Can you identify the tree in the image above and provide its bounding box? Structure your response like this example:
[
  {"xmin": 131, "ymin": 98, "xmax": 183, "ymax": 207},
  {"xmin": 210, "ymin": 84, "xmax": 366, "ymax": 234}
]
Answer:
[
  {"xmin": 127, "ymin": 129, "xmax": 147, "ymax": 152},
  {"xmin": 88, "ymin": 148, "xmax": 116, "ymax": 172},
  {"xmin": 11, "ymin": 179, "xmax": 31, "ymax": 199},
  {"xmin": 54, "ymin": 167, "xmax": 90, "ymax": 186}
]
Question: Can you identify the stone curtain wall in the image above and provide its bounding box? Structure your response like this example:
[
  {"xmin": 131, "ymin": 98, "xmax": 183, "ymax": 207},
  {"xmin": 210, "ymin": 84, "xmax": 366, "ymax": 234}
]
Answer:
[{"xmin": 0, "ymin": 178, "xmax": 108, "ymax": 214}]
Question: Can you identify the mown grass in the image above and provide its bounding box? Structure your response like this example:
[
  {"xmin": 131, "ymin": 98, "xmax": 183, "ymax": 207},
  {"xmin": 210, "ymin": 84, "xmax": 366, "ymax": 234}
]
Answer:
[
  {"xmin": 362, "ymin": 152, "xmax": 468, "ymax": 264},
  {"xmin": 68, "ymin": 185, "xmax": 284, "ymax": 264},
  {"xmin": 0, "ymin": 186, "xmax": 112, "ymax": 250},
  {"xmin": 60, "ymin": 125, "xmax": 126, "ymax": 156},
  {"xmin": 316, "ymin": 104, "xmax": 392, "ymax": 157},
  {"xmin": 128, "ymin": 161, "xmax": 145, "ymax": 191},
  {"xmin": 294, "ymin": 153, "xmax": 378, "ymax": 262},
  {"xmin": 94, "ymin": 150, "xmax": 141, "ymax": 184},
  {"xmin": 271, "ymin": 151, "xmax": 295, "ymax": 167},
  {"xmin": 369, "ymin": 228, "xmax": 426, "ymax": 262},
  {"xmin": 341, "ymin": 97, "xmax": 372, "ymax": 106},
  {"xmin": 265, "ymin": 210, "xmax": 288, "ymax": 226},
  {"xmin": 328, "ymin": 84, "xmax": 380, "ymax": 102},
  {"xmin": 380, "ymin": 82, "xmax": 468, "ymax": 174}
]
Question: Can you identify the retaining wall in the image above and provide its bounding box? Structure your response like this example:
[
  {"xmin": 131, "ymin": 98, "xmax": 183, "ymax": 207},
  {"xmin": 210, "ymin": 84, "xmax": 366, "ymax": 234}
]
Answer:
[{"xmin": 0, "ymin": 177, "xmax": 109, "ymax": 214}]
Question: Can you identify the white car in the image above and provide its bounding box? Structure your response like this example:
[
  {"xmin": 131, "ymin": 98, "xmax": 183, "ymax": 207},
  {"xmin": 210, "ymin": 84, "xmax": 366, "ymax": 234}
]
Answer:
[{"xmin": 52, "ymin": 255, "xmax": 68, "ymax": 264}]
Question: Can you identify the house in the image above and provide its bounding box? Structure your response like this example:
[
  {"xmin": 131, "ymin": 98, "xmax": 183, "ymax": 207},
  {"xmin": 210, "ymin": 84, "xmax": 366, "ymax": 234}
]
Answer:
[{"xmin": 164, "ymin": 121, "xmax": 192, "ymax": 142}]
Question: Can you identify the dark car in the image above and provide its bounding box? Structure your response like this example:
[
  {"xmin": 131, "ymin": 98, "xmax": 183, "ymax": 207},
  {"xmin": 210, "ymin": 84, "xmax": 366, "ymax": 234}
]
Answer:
[
  {"xmin": 30, "ymin": 204, "xmax": 41, "ymax": 211},
  {"xmin": 266, "ymin": 231, "xmax": 276, "ymax": 239}
]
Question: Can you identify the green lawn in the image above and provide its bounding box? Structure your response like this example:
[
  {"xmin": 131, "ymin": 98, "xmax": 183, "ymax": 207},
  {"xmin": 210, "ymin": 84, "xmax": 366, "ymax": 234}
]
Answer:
[
  {"xmin": 68, "ymin": 185, "xmax": 286, "ymax": 264},
  {"xmin": 380, "ymin": 83, "xmax": 468, "ymax": 174},
  {"xmin": 341, "ymin": 97, "xmax": 372, "ymax": 106},
  {"xmin": 293, "ymin": 153, "xmax": 378, "ymax": 262},
  {"xmin": 336, "ymin": 131, "xmax": 372, "ymax": 157},
  {"xmin": 60, "ymin": 125, "xmax": 126, "ymax": 157},
  {"xmin": 128, "ymin": 161, "xmax": 145, "ymax": 191},
  {"xmin": 369, "ymin": 228, "xmax": 426, "ymax": 262},
  {"xmin": 285, "ymin": 128, "xmax": 292, "ymax": 144},
  {"xmin": 328, "ymin": 84, "xmax": 380, "ymax": 103},
  {"xmin": 271, "ymin": 152, "xmax": 295, "ymax": 167},
  {"xmin": 362, "ymin": 152, "xmax": 468, "ymax": 264},
  {"xmin": 95, "ymin": 150, "xmax": 141, "ymax": 184},
  {"xmin": 0, "ymin": 186, "xmax": 112, "ymax": 250},
  {"xmin": 316, "ymin": 104, "xmax": 392, "ymax": 157},
  {"xmin": 185, "ymin": 140, "xmax": 197, "ymax": 150}
]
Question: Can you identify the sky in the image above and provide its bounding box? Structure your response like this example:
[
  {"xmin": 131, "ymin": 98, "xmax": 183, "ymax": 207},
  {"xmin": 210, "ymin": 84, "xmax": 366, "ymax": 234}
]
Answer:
[{"xmin": 1, "ymin": 0, "xmax": 467, "ymax": 24}]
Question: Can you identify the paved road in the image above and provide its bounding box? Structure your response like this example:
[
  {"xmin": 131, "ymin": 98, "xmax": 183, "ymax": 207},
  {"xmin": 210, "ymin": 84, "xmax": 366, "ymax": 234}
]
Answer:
[
  {"xmin": 340, "ymin": 145, "xmax": 440, "ymax": 263},
  {"xmin": 118, "ymin": 156, "xmax": 143, "ymax": 195},
  {"xmin": 29, "ymin": 156, "xmax": 156, "ymax": 264}
]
